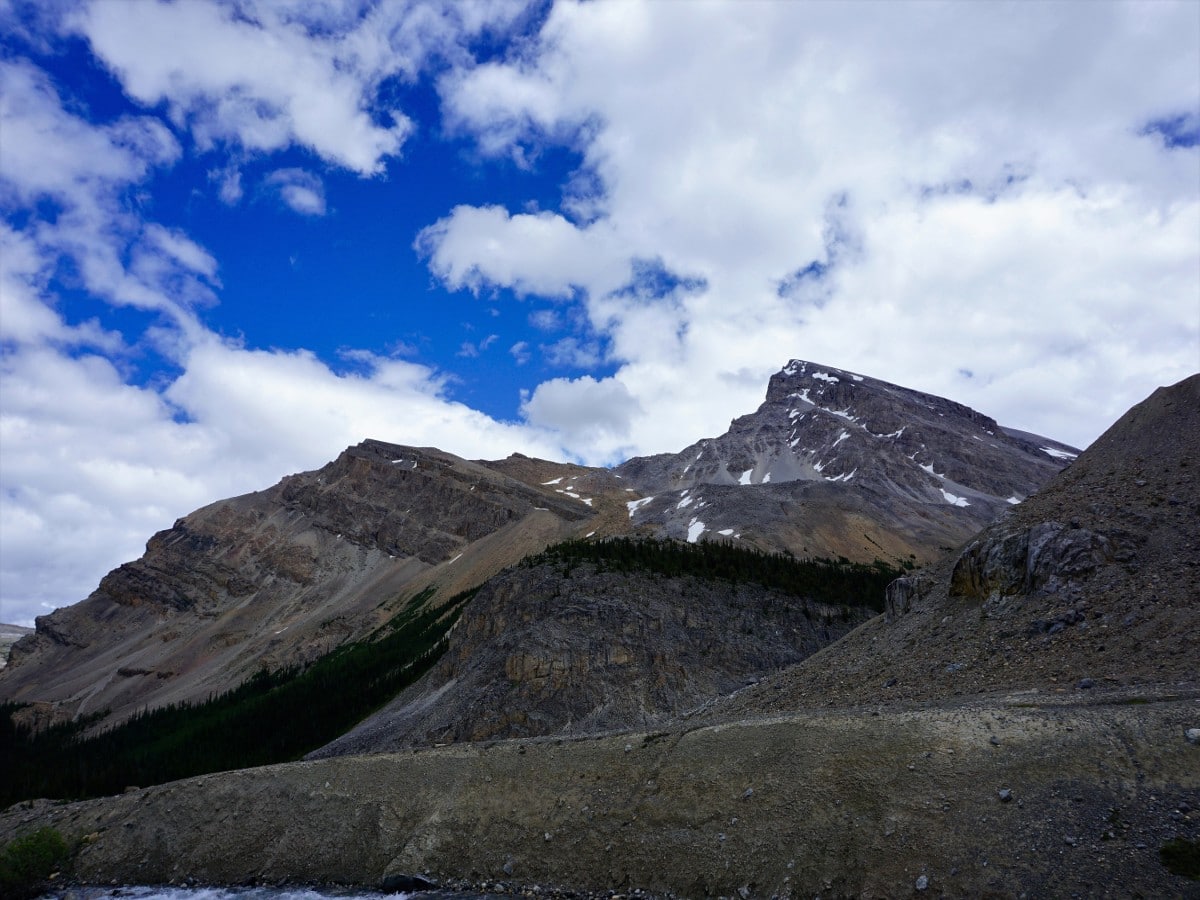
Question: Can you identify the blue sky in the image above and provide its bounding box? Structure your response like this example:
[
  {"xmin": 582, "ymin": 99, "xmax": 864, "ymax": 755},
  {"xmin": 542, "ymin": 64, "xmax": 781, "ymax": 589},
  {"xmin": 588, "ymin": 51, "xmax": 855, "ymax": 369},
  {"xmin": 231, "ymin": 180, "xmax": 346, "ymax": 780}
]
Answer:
[{"xmin": 2, "ymin": 0, "xmax": 1198, "ymax": 626}]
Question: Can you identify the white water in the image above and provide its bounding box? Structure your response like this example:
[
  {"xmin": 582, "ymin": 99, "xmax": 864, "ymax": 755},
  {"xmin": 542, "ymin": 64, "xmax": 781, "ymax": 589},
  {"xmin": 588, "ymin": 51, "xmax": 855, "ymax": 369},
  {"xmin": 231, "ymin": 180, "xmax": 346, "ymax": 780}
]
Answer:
[{"xmin": 38, "ymin": 888, "xmax": 410, "ymax": 900}]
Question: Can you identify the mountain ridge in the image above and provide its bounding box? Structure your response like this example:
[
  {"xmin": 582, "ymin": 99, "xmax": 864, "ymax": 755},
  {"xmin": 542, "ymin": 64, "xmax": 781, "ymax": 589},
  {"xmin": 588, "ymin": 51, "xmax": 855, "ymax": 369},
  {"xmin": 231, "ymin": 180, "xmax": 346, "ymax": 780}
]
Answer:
[{"xmin": 1, "ymin": 359, "xmax": 1076, "ymax": 731}]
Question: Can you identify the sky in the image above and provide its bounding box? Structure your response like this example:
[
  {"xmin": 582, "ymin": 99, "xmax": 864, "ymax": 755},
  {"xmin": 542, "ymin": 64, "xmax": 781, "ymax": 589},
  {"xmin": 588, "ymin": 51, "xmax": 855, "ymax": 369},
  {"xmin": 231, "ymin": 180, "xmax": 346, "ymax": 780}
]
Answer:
[{"xmin": 1, "ymin": 0, "xmax": 1198, "ymax": 628}]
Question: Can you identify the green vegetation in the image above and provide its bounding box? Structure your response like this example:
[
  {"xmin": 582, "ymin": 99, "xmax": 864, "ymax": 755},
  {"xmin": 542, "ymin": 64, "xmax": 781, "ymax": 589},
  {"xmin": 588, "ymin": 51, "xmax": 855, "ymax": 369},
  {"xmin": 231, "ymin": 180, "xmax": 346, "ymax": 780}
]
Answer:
[
  {"xmin": 524, "ymin": 537, "xmax": 902, "ymax": 612},
  {"xmin": 0, "ymin": 827, "xmax": 69, "ymax": 899},
  {"xmin": 1161, "ymin": 837, "xmax": 1200, "ymax": 880},
  {"xmin": 0, "ymin": 588, "xmax": 474, "ymax": 808}
]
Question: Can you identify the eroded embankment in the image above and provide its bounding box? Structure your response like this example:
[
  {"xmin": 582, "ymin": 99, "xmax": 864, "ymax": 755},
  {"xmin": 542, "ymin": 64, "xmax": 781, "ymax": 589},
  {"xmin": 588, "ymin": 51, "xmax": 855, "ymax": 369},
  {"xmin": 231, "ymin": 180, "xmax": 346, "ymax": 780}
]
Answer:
[{"xmin": 3, "ymin": 696, "xmax": 1198, "ymax": 898}]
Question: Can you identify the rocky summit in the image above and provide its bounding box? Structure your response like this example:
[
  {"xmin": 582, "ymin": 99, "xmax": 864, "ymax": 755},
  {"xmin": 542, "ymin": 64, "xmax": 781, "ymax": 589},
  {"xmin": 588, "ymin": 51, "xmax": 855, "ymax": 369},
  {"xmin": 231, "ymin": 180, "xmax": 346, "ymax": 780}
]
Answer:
[{"xmin": 616, "ymin": 359, "xmax": 1076, "ymax": 562}]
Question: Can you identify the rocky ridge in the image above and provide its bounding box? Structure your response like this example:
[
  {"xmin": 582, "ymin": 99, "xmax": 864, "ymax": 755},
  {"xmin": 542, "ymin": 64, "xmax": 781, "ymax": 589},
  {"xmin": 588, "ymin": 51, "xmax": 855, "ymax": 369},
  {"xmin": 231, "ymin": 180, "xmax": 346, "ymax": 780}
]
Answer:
[{"xmin": 0, "ymin": 440, "xmax": 595, "ymax": 728}]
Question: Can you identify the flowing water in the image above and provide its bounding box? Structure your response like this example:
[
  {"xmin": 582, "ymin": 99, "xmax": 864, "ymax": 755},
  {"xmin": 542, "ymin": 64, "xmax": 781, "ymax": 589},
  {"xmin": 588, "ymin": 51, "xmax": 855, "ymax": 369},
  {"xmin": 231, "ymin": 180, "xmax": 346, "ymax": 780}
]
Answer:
[{"xmin": 36, "ymin": 887, "xmax": 506, "ymax": 900}]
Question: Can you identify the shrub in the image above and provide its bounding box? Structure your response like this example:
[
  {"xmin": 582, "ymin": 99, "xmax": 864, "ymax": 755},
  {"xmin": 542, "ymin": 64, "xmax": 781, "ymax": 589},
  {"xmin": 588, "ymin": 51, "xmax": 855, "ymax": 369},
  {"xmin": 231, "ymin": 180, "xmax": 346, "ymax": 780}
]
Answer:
[{"xmin": 0, "ymin": 827, "xmax": 69, "ymax": 899}]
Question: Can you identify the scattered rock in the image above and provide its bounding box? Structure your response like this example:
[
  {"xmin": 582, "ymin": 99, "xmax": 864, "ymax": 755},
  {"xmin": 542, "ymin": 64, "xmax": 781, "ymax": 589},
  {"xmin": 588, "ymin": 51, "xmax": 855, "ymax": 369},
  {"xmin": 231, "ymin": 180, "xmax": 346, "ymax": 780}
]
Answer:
[
  {"xmin": 915, "ymin": 874, "xmax": 929, "ymax": 891},
  {"xmin": 998, "ymin": 788, "xmax": 1013, "ymax": 803},
  {"xmin": 1077, "ymin": 677, "xmax": 1095, "ymax": 689},
  {"xmin": 1186, "ymin": 728, "xmax": 1200, "ymax": 745}
]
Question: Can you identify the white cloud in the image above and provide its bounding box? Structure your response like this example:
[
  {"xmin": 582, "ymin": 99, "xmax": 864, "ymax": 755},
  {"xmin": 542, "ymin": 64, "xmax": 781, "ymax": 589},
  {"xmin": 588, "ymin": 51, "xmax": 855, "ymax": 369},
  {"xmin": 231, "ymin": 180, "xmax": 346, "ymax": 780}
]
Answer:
[
  {"xmin": 266, "ymin": 168, "xmax": 327, "ymax": 216},
  {"xmin": 542, "ymin": 336, "xmax": 601, "ymax": 369},
  {"xmin": 509, "ymin": 340, "xmax": 531, "ymax": 365},
  {"xmin": 416, "ymin": 204, "xmax": 627, "ymax": 297},
  {"xmin": 73, "ymin": 0, "xmax": 530, "ymax": 176},
  {"xmin": 425, "ymin": 0, "xmax": 1200, "ymax": 454},
  {"xmin": 520, "ymin": 375, "xmax": 641, "ymax": 460}
]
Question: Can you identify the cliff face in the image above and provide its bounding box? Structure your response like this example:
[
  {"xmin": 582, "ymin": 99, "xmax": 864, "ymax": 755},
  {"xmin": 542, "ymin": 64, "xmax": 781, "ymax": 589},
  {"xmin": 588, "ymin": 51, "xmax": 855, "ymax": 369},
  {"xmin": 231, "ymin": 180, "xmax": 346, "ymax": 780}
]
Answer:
[{"xmin": 310, "ymin": 559, "xmax": 873, "ymax": 757}]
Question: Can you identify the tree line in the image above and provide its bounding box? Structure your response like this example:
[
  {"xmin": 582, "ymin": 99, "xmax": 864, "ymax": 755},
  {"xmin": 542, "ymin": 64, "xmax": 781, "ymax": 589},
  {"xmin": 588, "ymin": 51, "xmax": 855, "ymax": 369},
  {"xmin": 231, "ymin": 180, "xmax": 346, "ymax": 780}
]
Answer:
[
  {"xmin": 524, "ymin": 536, "xmax": 903, "ymax": 611},
  {"xmin": 0, "ymin": 586, "xmax": 475, "ymax": 807}
]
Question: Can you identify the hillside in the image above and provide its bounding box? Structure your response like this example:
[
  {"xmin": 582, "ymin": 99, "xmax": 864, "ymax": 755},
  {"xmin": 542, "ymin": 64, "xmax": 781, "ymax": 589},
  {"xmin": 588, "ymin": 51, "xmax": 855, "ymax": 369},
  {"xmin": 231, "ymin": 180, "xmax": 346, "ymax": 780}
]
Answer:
[{"xmin": 705, "ymin": 372, "xmax": 1200, "ymax": 718}]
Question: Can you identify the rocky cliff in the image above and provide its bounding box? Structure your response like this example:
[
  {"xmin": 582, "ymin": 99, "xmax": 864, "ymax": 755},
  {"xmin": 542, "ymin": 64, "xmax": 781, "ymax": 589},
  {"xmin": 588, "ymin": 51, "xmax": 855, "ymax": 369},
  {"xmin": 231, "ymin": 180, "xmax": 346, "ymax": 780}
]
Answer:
[
  {"xmin": 0, "ymin": 441, "xmax": 595, "ymax": 728},
  {"xmin": 310, "ymin": 557, "xmax": 875, "ymax": 757}
]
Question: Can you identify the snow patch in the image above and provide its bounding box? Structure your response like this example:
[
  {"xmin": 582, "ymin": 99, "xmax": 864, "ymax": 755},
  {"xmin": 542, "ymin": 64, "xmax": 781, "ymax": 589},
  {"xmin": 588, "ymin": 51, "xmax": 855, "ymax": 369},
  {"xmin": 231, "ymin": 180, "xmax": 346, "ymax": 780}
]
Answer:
[
  {"xmin": 832, "ymin": 430, "xmax": 850, "ymax": 448},
  {"xmin": 738, "ymin": 469, "xmax": 753, "ymax": 486},
  {"xmin": 687, "ymin": 518, "xmax": 706, "ymax": 543},
  {"xmin": 940, "ymin": 489, "xmax": 970, "ymax": 507},
  {"xmin": 1041, "ymin": 446, "xmax": 1078, "ymax": 460},
  {"xmin": 581, "ymin": 498, "xmax": 593, "ymax": 506},
  {"xmin": 919, "ymin": 462, "xmax": 945, "ymax": 479},
  {"xmin": 849, "ymin": 373, "xmax": 864, "ymax": 382},
  {"xmin": 585, "ymin": 531, "xmax": 596, "ymax": 538},
  {"xmin": 825, "ymin": 468, "xmax": 857, "ymax": 483},
  {"xmin": 762, "ymin": 472, "xmax": 771, "ymax": 483},
  {"xmin": 1007, "ymin": 496, "xmax": 1022, "ymax": 505},
  {"xmin": 447, "ymin": 552, "xmax": 463, "ymax": 564},
  {"xmin": 717, "ymin": 528, "xmax": 735, "ymax": 536},
  {"xmin": 626, "ymin": 497, "xmax": 655, "ymax": 517},
  {"xmin": 677, "ymin": 492, "xmax": 695, "ymax": 509},
  {"xmin": 812, "ymin": 371, "xmax": 840, "ymax": 383},
  {"xmin": 541, "ymin": 477, "xmax": 563, "ymax": 485}
]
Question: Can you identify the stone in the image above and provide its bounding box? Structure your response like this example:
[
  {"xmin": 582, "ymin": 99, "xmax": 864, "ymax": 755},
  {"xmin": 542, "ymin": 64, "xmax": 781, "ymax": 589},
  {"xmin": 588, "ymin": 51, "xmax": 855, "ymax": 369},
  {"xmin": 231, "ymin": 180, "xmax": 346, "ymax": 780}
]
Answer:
[
  {"xmin": 998, "ymin": 789, "xmax": 1013, "ymax": 803},
  {"xmin": 1077, "ymin": 677, "xmax": 1095, "ymax": 689},
  {"xmin": 915, "ymin": 874, "xmax": 929, "ymax": 890},
  {"xmin": 1186, "ymin": 728, "xmax": 1200, "ymax": 745}
]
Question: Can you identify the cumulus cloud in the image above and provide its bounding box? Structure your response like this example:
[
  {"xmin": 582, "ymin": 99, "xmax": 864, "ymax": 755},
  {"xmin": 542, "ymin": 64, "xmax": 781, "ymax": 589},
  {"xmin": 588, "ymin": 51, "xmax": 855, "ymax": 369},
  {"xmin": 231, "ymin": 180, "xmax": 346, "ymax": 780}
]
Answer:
[
  {"xmin": 266, "ymin": 168, "xmax": 327, "ymax": 216},
  {"xmin": 520, "ymin": 375, "xmax": 641, "ymax": 460},
  {"xmin": 72, "ymin": 0, "xmax": 529, "ymax": 176},
  {"xmin": 425, "ymin": 0, "xmax": 1200, "ymax": 453}
]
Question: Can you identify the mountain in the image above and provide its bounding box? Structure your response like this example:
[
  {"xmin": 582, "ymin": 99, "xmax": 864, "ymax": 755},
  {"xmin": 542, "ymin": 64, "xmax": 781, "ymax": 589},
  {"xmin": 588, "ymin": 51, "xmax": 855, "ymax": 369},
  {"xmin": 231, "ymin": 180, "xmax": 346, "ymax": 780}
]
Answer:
[
  {"xmin": 0, "ymin": 360, "xmax": 1075, "ymax": 732},
  {"xmin": 0, "ymin": 441, "xmax": 596, "ymax": 729},
  {"xmin": 4, "ymin": 374, "xmax": 1195, "ymax": 900},
  {"xmin": 1, "ymin": 376, "xmax": 1195, "ymax": 899},
  {"xmin": 615, "ymin": 359, "xmax": 1076, "ymax": 562},
  {"xmin": 706, "ymin": 372, "xmax": 1199, "ymax": 718}
]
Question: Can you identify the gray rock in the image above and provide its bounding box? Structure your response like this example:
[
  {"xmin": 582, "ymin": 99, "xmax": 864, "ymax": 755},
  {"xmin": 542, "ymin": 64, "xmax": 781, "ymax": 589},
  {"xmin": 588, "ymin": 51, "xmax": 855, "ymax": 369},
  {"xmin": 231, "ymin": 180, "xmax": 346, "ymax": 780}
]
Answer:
[{"xmin": 915, "ymin": 874, "xmax": 929, "ymax": 890}]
